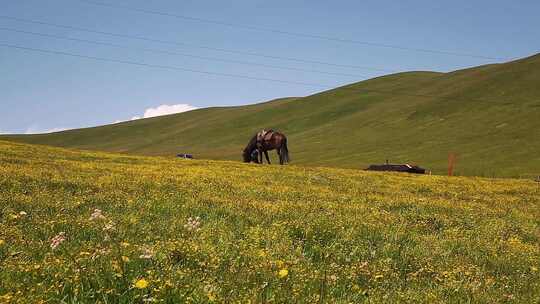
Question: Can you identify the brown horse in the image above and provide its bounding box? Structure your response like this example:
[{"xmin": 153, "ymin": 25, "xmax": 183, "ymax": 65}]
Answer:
[{"xmin": 242, "ymin": 130, "xmax": 290, "ymax": 165}]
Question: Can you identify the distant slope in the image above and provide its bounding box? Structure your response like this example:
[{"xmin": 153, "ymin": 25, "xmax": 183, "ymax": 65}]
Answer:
[{"xmin": 2, "ymin": 53, "xmax": 540, "ymax": 177}]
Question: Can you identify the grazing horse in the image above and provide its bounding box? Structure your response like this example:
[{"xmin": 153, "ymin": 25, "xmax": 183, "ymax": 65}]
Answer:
[{"xmin": 242, "ymin": 130, "xmax": 290, "ymax": 165}]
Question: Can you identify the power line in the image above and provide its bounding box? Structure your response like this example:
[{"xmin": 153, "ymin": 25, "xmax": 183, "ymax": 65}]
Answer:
[
  {"xmin": 0, "ymin": 15, "xmax": 394, "ymax": 72},
  {"xmin": 0, "ymin": 27, "xmax": 374, "ymax": 79},
  {"xmin": 0, "ymin": 42, "xmax": 330, "ymax": 88},
  {"xmin": 77, "ymin": 0, "xmax": 506, "ymax": 61},
  {"xmin": 1, "ymin": 42, "xmax": 522, "ymax": 106}
]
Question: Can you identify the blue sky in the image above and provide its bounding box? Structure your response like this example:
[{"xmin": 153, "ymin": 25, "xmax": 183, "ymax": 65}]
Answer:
[{"xmin": 1, "ymin": 0, "xmax": 539, "ymax": 134}]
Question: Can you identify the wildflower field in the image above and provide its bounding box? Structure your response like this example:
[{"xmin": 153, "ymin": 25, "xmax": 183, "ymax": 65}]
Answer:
[{"xmin": 0, "ymin": 140, "xmax": 539, "ymax": 303}]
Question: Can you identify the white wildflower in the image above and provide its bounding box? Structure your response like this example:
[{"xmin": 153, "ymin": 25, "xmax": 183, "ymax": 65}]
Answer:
[
  {"xmin": 142, "ymin": 296, "xmax": 156, "ymax": 302},
  {"xmin": 184, "ymin": 216, "xmax": 202, "ymax": 232},
  {"xmin": 90, "ymin": 209, "xmax": 106, "ymax": 221},
  {"xmin": 91, "ymin": 248, "xmax": 111, "ymax": 260},
  {"xmin": 103, "ymin": 221, "xmax": 115, "ymax": 231},
  {"xmin": 139, "ymin": 246, "xmax": 154, "ymax": 259},
  {"xmin": 50, "ymin": 232, "xmax": 66, "ymax": 250}
]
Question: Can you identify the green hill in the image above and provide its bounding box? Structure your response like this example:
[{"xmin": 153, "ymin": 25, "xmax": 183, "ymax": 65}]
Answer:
[
  {"xmin": 2, "ymin": 53, "xmax": 540, "ymax": 177},
  {"xmin": 1, "ymin": 140, "xmax": 539, "ymax": 302}
]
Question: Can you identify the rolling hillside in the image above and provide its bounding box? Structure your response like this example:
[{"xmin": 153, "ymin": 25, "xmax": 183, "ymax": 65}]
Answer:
[
  {"xmin": 1, "ymin": 140, "xmax": 539, "ymax": 302},
  {"xmin": 2, "ymin": 53, "xmax": 540, "ymax": 177}
]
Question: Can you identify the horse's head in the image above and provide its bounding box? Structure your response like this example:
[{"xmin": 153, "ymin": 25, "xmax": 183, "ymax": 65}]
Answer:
[
  {"xmin": 243, "ymin": 134, "xmax": 259, "ymax": 162},
  {"xmin": 242, "ymin": 149, "xmax": 251, "ymax": 162},
  {"xmin": 243, "ymin": 148, "xmax": 260, "ymax": 163}
]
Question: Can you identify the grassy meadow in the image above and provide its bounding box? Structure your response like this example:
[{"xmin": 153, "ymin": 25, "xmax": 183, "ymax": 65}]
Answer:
[
  {"xmin": 1, "ymin": 140, "xmax": 539, "ymax": 303},
  {"xmin": 3, "ymin": 53, "xmax": 540, "ymax": 177}
]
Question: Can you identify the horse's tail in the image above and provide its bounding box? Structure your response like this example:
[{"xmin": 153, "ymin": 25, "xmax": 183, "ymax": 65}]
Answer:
[{"xmin": 280, "ymin": 137, "xmax": 290, "ymax": 164}]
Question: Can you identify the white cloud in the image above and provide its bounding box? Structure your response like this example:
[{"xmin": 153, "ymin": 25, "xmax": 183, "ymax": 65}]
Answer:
[
  {"xmin": 140, "ymin": 104, "xmax": 198, "ymax": 119},
  {"xmin": 24, "ymin": 126, "xmax": 69, "ymax": 134},
  {"xmin": 115, "ymin": 103, "xmax": 198, "ymax": 123}
]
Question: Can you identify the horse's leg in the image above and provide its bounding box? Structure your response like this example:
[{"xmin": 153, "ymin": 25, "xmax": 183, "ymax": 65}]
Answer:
[
  {"xmin": 258, "ymin": 150, "xmax": 263, "ymax": 164},
  {"xmin": 264, "ymin": 150, "xmax": 271, "ymax": 164}
]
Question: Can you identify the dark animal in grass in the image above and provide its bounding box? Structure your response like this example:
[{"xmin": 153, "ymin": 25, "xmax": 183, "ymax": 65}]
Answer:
[
  {"xmin": 242, "ymin": 129, "xmax": 290, "ymax": 165},
  {"xmin": 177, "ymin": 153, "xmax": 193, "ymax": 159},
  {"xmin": 366, "ymin": 163, "xmax": 426, "ymax": 174}
]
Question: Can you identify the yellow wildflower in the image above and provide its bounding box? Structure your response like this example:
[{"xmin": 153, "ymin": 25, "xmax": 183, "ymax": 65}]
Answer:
[
  {"xmin": 134, "ymin": 278, "xmax": 149, "ymax": 289},
  {"xmin": 0, "ymin": 293, "xmax": 13, "ymax": 301},
  {"xmin": 121, "ymin": 256, "xmax": 130, "ymax": 263},
  {"xmin": 278, "ymin": 269, "xmax": 288, "ymax": 278},
  {"xmin": 0, "ymin": 240, "xmax": 5, "ymax": 246}
]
